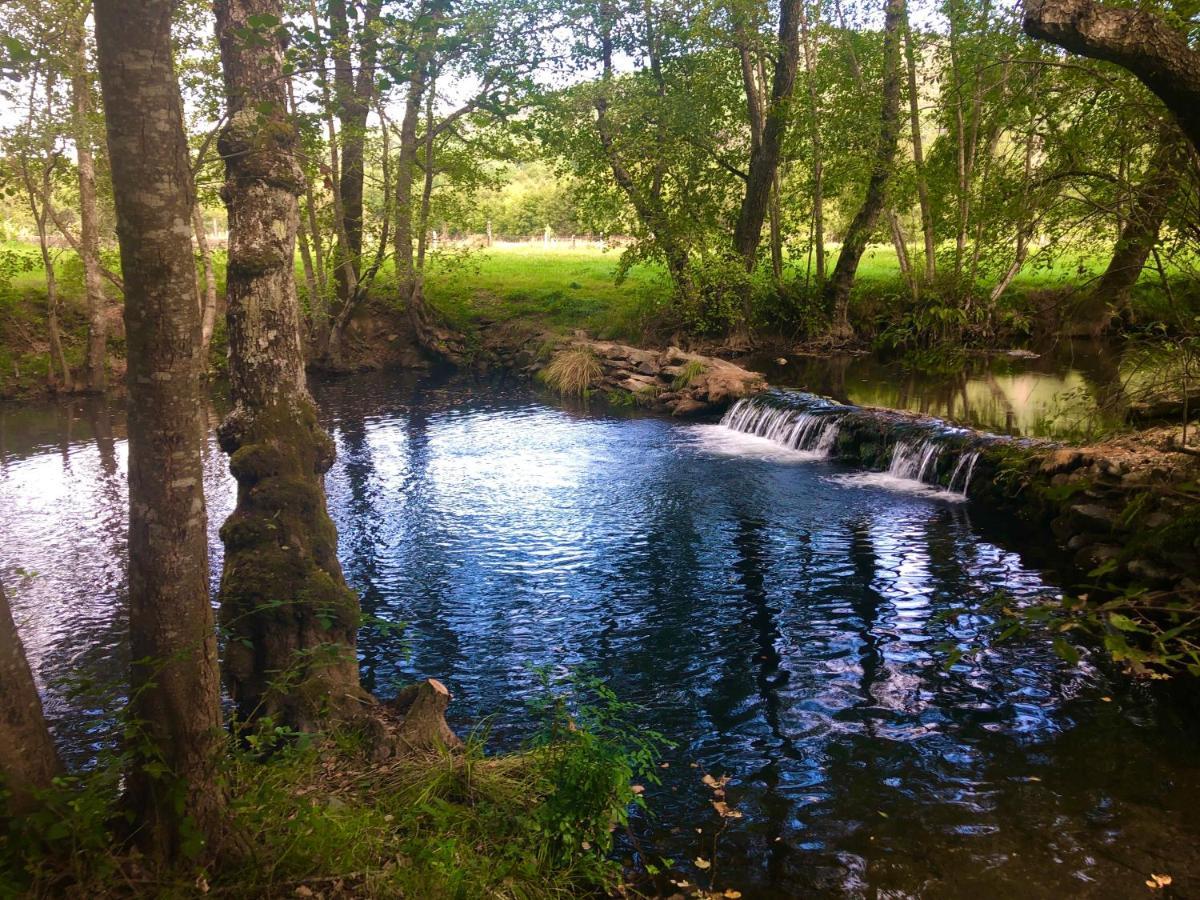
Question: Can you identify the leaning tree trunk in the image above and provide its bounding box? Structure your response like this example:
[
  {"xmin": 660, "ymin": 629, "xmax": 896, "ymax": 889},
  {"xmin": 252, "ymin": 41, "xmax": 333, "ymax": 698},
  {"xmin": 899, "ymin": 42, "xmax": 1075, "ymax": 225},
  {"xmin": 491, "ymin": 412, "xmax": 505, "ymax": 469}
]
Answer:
[
  {"xmin": 215, "ymin": 0, "xmax": 369, "ymax": 732},
  {"xmin": 1085, "ymin": 137, "xmax": 1184, "ymax": 333},
  {"xmin": 824, "ymin": 0, "xmax": 905, "ymax": 339},
  {"xmin": 93, "ymin": 0, "xmax": 225, "ymax": 858},
  {"xmin": 70, "ymin": 14, "xmax": 108, "ymax": 393},
  {"xmin": 0, "ymin": 579, "xmax": 62, "ymax": 814},
  {"xmin": 1024, "ymin": 0, "xmax": 1200, "ymax": 153},
  {"xmin": 732, "ymin": 0, "xmax": 803, "ymax": 271}
]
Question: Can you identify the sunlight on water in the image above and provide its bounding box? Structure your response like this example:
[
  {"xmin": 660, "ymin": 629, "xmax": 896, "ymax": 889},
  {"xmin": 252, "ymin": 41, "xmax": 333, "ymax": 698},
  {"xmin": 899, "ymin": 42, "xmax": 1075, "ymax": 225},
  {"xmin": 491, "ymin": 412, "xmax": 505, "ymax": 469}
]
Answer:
[{"xmin": 2, "ymin": 373, "xmax": 1199, "ymax": 897}]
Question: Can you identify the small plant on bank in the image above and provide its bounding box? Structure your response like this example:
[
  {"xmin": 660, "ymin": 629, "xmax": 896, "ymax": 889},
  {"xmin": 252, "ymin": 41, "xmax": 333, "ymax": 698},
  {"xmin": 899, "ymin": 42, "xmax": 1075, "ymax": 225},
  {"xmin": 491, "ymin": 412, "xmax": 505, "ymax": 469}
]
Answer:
[
  {"xmin": 671, "ymin": 359, "xmax": 706, "ymax": 391},
  {"xmin": 526, "ymin": 667, "xmax": 670, "ymax": 872},
  {"xmin": 539, "ymin": 347, "xmax": 601, "ymax": 396}
]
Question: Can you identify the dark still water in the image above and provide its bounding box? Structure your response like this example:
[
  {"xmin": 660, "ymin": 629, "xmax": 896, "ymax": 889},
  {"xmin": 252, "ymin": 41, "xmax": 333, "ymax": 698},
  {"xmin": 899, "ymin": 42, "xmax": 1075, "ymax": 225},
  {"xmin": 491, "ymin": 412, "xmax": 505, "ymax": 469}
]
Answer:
[{"xmin": 3, "ymin": 371, "xmax": 1199, "ymax": 897}]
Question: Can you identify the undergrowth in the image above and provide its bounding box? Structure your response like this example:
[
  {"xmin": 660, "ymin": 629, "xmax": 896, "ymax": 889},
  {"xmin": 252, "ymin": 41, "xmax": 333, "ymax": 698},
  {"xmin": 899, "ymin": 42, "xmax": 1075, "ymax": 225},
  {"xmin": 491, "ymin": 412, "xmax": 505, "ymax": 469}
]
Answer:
[{"xmin": 1, "ymin": 674, "xmax": 667, "ymax": 899}]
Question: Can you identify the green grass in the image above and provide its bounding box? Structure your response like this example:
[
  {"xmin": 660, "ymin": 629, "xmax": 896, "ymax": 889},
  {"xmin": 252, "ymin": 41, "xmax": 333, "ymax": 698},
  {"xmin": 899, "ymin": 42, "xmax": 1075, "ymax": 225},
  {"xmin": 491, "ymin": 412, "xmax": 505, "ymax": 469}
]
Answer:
[{"xmin": 421, "ymin": 243, "xmax": 671, "ymax": 341}]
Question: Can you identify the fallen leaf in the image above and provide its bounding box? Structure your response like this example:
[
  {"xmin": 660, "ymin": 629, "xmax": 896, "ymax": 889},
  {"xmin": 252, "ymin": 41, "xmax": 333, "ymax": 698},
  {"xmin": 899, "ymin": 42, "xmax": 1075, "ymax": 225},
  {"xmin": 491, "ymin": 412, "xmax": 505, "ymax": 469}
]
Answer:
[
  {"xmin": 1146, "ymin": 874, "xmax": 1172, "ymax": 890},
  {"xmin": 724, "ymin": 891, "xmax": 743, "ymax": 899},
  {"xmin": 702, "ymin": 774, "xmax": 719, "ymax": 788},
  {"xmin": 694, "ymin": 857, "xmax": 711, "ymax": 870},
  {"xmin": 294, "ymin": 888, "xmax": 314, "ymax": 898},
  {"xmin": 712, "ymin": 801, "xmax": 743, "ymax": 819}
]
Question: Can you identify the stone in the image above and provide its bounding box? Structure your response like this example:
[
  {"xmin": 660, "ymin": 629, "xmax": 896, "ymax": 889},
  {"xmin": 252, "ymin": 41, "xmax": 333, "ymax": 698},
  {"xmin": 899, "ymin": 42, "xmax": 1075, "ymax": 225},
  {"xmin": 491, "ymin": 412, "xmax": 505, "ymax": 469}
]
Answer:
[
  {"xmin": 1069, "ymin": 502, "xmax": 1119, "ymax": 531},
  {"xmin": 1067, "ymin": 534, "xmax": 1093, "ymax": 551},
  {"xmin": 1126, "ymin": 558, "xmax": 1177, "ymax": 586},
  {"xmin": 1040, "ymin": 448, "xmax": 1089, "ymax": 475},
  {"xmin": 1075, "ymin": 544, "xmax": 1122, "ymax": 570},
  {"xmin": 670, "ymin": 398, "xmax": 707, "ymax": 417}
]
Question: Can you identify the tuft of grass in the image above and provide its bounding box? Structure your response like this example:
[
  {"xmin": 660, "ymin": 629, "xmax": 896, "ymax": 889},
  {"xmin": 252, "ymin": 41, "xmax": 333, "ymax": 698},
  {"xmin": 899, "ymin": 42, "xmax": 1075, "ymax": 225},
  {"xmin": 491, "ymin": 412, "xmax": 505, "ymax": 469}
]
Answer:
[
  {"xmin": 671, "ymin": 359, "xmax": 706, "ymax": 391},
  {"xmin": 539, "ymin": 347, "xmax": 601, "ymax": 396}
]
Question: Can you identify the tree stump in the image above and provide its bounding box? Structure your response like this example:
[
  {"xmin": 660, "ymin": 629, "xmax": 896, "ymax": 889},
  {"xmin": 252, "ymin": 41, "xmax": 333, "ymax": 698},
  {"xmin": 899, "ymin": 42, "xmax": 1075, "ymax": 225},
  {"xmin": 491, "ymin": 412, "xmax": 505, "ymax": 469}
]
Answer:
[{"xmin": 389, "ymin": 678, "xmax": 463, "ymax": 754}]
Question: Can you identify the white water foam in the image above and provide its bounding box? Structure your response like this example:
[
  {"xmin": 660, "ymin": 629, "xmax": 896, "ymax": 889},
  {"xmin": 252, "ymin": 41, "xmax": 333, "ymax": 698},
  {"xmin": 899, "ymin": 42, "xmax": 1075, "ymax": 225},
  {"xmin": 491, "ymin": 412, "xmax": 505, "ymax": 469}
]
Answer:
[
  {"xmin": 719, "ymin": 398, "xmax": 842, "ymax": 456},
  {"xmin": 687, "ymin": 423, "xmax": 832, "ymax": 463}
]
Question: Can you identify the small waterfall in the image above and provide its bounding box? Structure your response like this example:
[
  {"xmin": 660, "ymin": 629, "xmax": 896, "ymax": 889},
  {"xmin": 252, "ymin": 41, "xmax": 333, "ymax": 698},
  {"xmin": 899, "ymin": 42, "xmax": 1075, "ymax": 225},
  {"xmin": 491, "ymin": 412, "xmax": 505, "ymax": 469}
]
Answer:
[
  {"xmin": 721, "ymin": 398, "xmax": 842, "ymax": 456},
  {"xmin": 888, "ymin": 439, "xmax": 942, "ymax": 483},
  {"xmin": 948, "ymin": 450, "xmax": 980, "ymax": 497}
]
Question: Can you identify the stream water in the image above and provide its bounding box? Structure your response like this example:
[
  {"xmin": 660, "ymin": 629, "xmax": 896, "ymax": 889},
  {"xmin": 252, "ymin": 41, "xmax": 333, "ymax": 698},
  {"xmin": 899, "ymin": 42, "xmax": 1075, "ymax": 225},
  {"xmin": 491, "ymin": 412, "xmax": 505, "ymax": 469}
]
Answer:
[
  {"xmin": 745, "ymin": 339, "xmax": 1179, "ymax": 441},
  {"xmin": 2, "ymin": 369, "xmax": 1199, "ymax": 897}
]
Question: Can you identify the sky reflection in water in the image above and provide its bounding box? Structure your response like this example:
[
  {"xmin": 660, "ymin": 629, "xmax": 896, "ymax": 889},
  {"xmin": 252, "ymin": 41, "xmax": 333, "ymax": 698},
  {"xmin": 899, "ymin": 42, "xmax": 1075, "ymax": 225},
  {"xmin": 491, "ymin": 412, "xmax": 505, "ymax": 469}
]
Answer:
[{"xmin": 2, "ymin": 371, "xmax": 1199, "ymax": 897}]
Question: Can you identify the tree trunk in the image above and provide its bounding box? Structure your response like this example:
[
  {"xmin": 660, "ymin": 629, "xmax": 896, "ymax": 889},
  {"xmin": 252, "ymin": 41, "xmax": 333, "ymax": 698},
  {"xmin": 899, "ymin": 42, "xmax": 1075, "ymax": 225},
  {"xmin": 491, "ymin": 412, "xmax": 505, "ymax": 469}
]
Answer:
[
  {"xmin": 732, "ymin": 0, "xmax": 803, "ymax": 270},
  {"xmin": 192, "ymin": 203, "xmax": 219, "ymax": 360},
  {"xmin": 70, "ymin": 14, "xmax": 108, "ymax": 393},
  {"xmin": 799, "ymin": 0, "xmax": 825, "ymax": 283},
  {"xmin": 0, "ymin": 579, "xmax": 62, "ymax": 814},
  {"xmin": 329, "ymin": 0, "xmax": 383, "ymax": 303},
  {"xmin": 215, "ymin": 0, "xmax": 368, "ymax": 731},
  {"xmin": 93, "ymin": 0, "xmax": 225, "ymax": 858},
  {"xmin": 824, "ymin": 0, "xmax": 905, "ymax": 338},
  {"xmin": 592, "ymin": 0, "xmax": 696, "ymax": 301},
  {"xmin": 903, "ymin": 21, "xmax": 936, "ymax": 283},
  {"xmin": 1086, "ymin": 137, "xmax": 1184, "ymax": 332},
  {"xmin": 1024, "ymin": 0, "xmax": 1200, "ymax": 153}
]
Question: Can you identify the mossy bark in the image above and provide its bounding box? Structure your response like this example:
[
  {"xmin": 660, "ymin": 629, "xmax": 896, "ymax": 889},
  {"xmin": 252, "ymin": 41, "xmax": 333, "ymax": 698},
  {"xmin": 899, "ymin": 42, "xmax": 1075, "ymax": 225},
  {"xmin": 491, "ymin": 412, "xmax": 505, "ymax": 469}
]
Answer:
[{"xmin": 216, "ymin": 0, "xmax": 368, "ymax": 731}]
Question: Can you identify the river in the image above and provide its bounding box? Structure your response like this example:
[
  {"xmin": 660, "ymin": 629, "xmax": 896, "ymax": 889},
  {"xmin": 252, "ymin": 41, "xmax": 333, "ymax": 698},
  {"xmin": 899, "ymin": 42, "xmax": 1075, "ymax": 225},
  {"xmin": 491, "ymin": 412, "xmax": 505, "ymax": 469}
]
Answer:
[{"xmin": 1, "ymin": 368, "xmax": 1197, "ymax": 897}]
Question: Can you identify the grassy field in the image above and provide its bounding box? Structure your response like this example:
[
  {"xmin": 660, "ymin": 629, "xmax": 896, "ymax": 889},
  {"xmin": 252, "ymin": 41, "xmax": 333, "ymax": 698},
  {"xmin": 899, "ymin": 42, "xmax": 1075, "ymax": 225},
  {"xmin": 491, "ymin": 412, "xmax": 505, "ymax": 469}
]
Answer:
[
  {"xmin": 421, "ymin": 242, "xmax": 671, "ymax": 341},
  {"xmin": 1, "ymin": 238, "xmax": 1193, "ymax": 396}
]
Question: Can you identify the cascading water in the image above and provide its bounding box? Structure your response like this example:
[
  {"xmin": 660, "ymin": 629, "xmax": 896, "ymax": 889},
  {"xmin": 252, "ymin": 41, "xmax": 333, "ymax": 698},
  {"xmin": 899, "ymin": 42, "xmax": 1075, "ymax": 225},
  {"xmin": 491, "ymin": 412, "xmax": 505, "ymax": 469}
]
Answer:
[
  {"xmin": 721, "ymin": 393, "xmax": 983, "ymax": 498},
  {"xmin": 721, "ymin": 397, "xmax": 842, "ymax": 456},
  {"xmin": 948, "ymin": 450, "xmax": 981, "ymax": 496},
  {"xmin": 888, "ymin": 439, "xmax": 943, "ymax": 483}
]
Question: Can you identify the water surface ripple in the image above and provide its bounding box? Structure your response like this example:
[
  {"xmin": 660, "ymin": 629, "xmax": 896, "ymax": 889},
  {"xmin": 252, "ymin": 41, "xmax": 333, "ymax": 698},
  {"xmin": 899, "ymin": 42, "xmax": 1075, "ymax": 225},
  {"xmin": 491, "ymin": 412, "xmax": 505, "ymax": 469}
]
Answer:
[{"xmin": 1, "ymin": 372, "xmax": 1198, "ymax": 897}]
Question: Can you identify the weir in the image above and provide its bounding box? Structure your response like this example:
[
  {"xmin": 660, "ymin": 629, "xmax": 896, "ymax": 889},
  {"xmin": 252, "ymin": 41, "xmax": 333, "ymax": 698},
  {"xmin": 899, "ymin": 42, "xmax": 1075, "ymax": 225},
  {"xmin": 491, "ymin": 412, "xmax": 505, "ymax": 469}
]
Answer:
[{"xmin": 720, "ymin": 392, "xmax": 988, "ymax": 497}]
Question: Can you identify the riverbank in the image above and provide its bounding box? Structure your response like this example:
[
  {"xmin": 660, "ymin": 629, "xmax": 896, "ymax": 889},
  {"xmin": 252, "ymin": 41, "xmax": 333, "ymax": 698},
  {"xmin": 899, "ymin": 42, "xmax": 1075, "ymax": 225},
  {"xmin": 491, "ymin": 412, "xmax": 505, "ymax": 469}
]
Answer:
[{"xmin": 4, "ymin": 242, "xmax": 1198, "ymax": 401}]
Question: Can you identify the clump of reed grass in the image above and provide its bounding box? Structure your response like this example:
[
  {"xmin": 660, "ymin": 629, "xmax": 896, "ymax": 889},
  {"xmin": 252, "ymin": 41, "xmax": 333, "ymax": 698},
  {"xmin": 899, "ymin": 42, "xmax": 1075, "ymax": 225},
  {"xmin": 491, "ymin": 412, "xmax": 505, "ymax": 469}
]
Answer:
[
  {"xmin": 539, "ymin": 347, "xmax": 601, "ymax": 396},
  {"xmin": 671, "ymin": 359, "xmax": 706, "ymax": 391}
]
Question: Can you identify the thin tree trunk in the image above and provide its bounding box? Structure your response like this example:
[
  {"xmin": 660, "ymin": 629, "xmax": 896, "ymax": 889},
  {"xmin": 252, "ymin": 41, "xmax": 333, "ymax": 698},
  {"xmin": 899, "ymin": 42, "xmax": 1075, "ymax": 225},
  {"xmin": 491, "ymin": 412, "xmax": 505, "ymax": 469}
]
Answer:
[
  {"xmin": 215, "ymin": 0, "xmax": 367, "ymax": 730},
  {"xmin": 903, "ymin": 21, "xmax": 936, "ymax": 283},
  {"xmin": 93, "ymin": 0, "xmax": 225, "ymax": 857},
  {"xmin": 329, "ymin": 0, "xmax": 383, "ymax": 302},
  {"xmin": 70, "ymin": 14, "xmax": 108, "ymax": 393},
  {"xmin": 732, "ymin": 0, "xmax": 803, "ymax": 270},
  {"xmin": 192, "ymin": 203, "xmax": 218, "ymax": 359},
  {"xmin": 799, "ymin": 0, "xmax": 825, "ymax": 282},
  {"xmin": 416, "ymin": 70, "xmax": 438, "ymax": 269},
  {"xmin": 889, "ymin": 210, "xmax": 915, "ymax": 296},
  {"xmin": 824, "ymin": 0, "xmax": 905, "ymax": 337},
  {"xmin": 593, "ymin": 0, "xmax": 696, "ymax": 300},
  {"xmin": 0, "ymin": 578, "xmax": 62, "ymax": 814}
]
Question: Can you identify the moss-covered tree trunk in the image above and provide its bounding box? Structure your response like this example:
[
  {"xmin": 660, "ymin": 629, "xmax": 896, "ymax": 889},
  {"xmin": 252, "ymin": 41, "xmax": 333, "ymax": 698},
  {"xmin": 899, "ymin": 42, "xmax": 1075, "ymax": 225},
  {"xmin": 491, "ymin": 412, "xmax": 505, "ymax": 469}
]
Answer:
[
  {"xmin": 215, "ymin": 0, "xmax": 368, "ymax": 732},
  {"xmin": 0, "ymin": 579, "xmax": 61, "ymax": 814},
  {"xmin": 93, "ymin": 0, "xmax": 226, "ymax": 857},
  {"xmin": 824, "ymin": 0, "xmax": 905, "ymax": 339}
]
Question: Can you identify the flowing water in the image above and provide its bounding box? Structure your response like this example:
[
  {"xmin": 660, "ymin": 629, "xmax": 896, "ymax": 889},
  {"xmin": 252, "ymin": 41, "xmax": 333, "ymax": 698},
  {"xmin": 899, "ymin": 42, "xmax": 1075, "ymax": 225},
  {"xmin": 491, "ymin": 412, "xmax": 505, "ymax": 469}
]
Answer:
[
  {"xmin": 3, "ymin": 370, "xmax": 1199, "ymax": 897},
  {"xmin": 745, "ymin": 340, "xmax": 1185, "ymax": 441}
]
